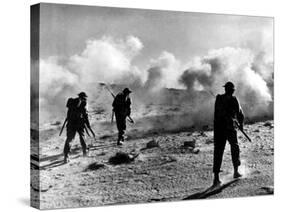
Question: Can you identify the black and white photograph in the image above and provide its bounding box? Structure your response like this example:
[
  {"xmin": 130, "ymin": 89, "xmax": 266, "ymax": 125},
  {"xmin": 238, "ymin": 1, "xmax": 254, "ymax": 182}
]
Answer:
[{"xmin": 30, "ymin": 3, "xmax": 274, "ymax": 210}]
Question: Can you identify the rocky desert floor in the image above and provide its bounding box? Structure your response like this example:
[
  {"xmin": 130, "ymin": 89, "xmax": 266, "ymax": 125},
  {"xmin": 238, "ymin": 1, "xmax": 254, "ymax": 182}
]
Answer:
[{"xmin": 31, "ymin": 116, "xmax": 274, "ymax": 209}]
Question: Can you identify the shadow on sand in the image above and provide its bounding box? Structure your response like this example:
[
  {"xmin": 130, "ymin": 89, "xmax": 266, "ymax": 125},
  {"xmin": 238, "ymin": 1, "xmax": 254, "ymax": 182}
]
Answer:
[
  {"xmin": 39, "ymin": 143, "xmax": 117, "ymax": 169},
  {"xmin": 183, "ymin": 179, "xmax": 240, "ymax": 200}
]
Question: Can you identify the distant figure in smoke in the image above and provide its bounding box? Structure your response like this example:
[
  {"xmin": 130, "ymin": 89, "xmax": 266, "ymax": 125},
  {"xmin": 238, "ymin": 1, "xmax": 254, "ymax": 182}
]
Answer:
[
  {"xmin": 213, "ymin": 82, "xmax": 244, "ymax": 185},
  {"xmin": 112, "ymin": 88, "xmax": 132, "ymax": 145},
  {"xmin": 63, "ymin": 92, "xmax": 91, "ymax": 163}
]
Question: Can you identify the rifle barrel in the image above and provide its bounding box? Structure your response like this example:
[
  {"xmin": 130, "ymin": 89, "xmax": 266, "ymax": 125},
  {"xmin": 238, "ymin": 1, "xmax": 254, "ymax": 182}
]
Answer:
[
  {"xmin": 239, "ymin": 128, "xmax": 252, "ymax": 142},
  {"xmin": 235, "ymin": 121, "xmax": 252, "ymax": 142},
  {"xmin": 59, "ymin": 118, "xmax": 67, "ymax": 136}
]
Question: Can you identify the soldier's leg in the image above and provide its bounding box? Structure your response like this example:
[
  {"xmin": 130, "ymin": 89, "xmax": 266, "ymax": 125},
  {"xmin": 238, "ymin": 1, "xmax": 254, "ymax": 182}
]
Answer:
[
  {"xmin": 77, "ymin": 128, "xmax": 87, "ymax": 156},
  {"xmin": 116, "ymin": 117, "xmax": 122, "ymax": 141},
  {"xmin": 119, "ymin": 117, "xmax": 126, "ymax": 141},
  {"xmin": 213, "ymin": 131, "xmax": 227, "ymax": 184},
  {"xmin": 228, "ymin": 131, "xmax": 241, "ymax": 177},
  {"xmin": 63, "ymin": 128, "xmax": 76, "ymax": 161},
  {"xmin": 115, "ymin": 114, "xmax": 125, "ymax": 144}
]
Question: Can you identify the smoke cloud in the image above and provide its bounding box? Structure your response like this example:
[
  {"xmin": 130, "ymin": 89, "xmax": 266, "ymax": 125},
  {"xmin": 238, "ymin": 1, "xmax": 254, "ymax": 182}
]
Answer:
[
  {"xmin": 147, "ymin": 51, "xmax": 183, "ymax": 90},
  {"xmin": 179, "ymin": 47, "xmax": 273, "ymax": 120},
  {"xmin": 38, "ymin": 35, "xmax": 273, "ymax": 129},
  {"xmin": 39, "ymin": 36, "xmax": 145, "ymax": 123}
]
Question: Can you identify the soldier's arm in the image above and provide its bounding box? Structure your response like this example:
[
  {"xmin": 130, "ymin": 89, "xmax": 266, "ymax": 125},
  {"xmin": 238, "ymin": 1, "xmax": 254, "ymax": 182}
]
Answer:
[
  {"xmin": 126, "ymin": 97, "xmax": 132, "ymax": 116},
  {"xmin": 81, "ymin": 102, "xmax": 91, "ymax": 127},
  {"xmin": 237, "ymin": 107, "xmax": 244, "ymax": 129},
  {"xmin": 234, "ymin": 97, "xmax": 244, "ymax": 129}
]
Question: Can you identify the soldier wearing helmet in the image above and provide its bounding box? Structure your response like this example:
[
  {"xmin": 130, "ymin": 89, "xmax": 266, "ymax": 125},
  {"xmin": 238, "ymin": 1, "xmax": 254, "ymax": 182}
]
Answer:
[
  {"xmin": 213, "ymin": 81, "xmax": 244, "ymax": 185},
  {"xmin": 112, "ymin": 88, "xmax": 132, "ymax": 145},
  {"xmin": 63, "ymin": 91, "xmax": 91, "ymax": 163}
]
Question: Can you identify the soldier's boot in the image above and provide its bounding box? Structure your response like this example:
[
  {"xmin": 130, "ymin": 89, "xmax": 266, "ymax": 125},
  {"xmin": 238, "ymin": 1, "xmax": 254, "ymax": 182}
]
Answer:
[
  {"xmin": 233, "ymin": 167, "xmax": 242, "ymax": 178},
  {"xmin": 117, "ymin": 139, "xmax": 123, "ymax": 146},
  {"xmin": 213, "ymin": 173, "xmax": 222, "ymax": 186},
  {"xmin": 82, "ymin": 149, "xmax": 88, "ymax": 157},
  {"xmin": 117, "ymin": 134, "xmax": 124, "ymax": 145},
  {"xmin": 64, "ymin": 155, "xmax": 70, "ymax": 164}
]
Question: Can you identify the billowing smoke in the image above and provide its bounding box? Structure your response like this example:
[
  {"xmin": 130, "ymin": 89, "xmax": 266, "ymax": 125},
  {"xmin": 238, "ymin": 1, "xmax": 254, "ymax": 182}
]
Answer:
[
  {"xmin": 146, "ymin": 51, "xmax": 184, "ymax": 90},
  {"xmin": 179, "ymin": 47, "xmax": 273, "ymax": 120},
  {"xmin": 38, "ymin": 35, "xmax": 273, "ymax": 130},
  {"xmin": 39, "ymin": 36, "xmax": 145, "ymax": 123},
  {"xmin": 68, "ymin": 36, "xmax": 144, "ymax": 85}
]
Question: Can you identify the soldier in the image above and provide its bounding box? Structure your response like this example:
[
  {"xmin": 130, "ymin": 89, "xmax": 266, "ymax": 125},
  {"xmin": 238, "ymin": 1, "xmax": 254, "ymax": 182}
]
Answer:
[
  {"xmin": 112, "ymin": 88, "xmax": 132, "ymax": 145},
  {"xmin": 213, "ymin": 82, "xmax": 244, "ymax": 185},
  {"xmin": 63, "ymin": 92, "xmax": 91, "ymax": 163}
]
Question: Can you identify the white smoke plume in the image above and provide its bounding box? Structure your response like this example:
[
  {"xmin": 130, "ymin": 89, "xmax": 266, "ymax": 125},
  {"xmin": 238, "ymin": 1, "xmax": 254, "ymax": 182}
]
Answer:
[
  {"xmin": 146, "ymin": 51, "xmax": 184, "ymax": 91},
  {"xmin": 179, "ymin": 47, "xmax": 273, "ymax": 120},
  {"xmin": 37, "ymin": 35, "xmax": 273, "ymax": 128},
  {"xmin": 68, "ymin": 35, "xmax": 144, "ymax": 85},
  {"xmin": 39, "ymin": 36, "xmax": 145, "ymax": 123}
]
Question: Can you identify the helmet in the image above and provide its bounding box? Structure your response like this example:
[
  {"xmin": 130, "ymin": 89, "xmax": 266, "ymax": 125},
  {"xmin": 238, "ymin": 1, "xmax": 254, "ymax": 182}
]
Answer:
[
  {"xmin": 123, "ymin": 88, "xmax": 132, "ymax": 94},
  {"xmin": 223, "ymin": 81, "xmax": 235, "ymax": 90},
  {"xmin": 78, "ymin": 92, "xmax": 88, "ymax": 98}
]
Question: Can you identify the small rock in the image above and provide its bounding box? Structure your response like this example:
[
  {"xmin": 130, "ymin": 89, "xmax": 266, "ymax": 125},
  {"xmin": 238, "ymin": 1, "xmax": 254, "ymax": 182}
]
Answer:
[
  {"xmin": 109, "ymin": 151, "xmax": 139, "ymax": 165},
  {"xmin": 146, "ymin": 139, "xmax": 159, "ymax": 148},
  {"xmin": 51, "ymin": 121, "xmax": 61, "ymax": 126},
  {"xmin": 192, "ymin": 148, "xmax": 200, "ymax": 154},
  {"xmin": 184, "ymin": 140, "xmax": 196, "ymax": 148},
  {"xmin": 260, "ymin": 186, "xmax": 274, "ymax": 194},
  {"xmin": 264, "ymin": 122, "xmax": 273, "ymax": 128},
  {"xmin": 84, "ymin": 162, "xmax": 105, "ymax": 171}
]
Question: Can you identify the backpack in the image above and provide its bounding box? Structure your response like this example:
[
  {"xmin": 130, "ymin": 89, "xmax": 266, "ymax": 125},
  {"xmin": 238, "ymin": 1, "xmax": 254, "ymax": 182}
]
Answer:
[{"xmin": 66, "ymin": 98, "xmax": 82, "ymax": 121}]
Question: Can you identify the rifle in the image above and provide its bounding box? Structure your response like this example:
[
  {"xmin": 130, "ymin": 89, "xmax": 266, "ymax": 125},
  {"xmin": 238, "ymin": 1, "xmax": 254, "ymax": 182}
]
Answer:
[
  {"xmin": 102, "ymin": 83, "xmax": 135, "ymax": 124},
  {"xmin": 59, "ymin": 118, "xmax": 67, "ymax": 136},
  {"xmin": 127, "ymin": 116, "xmax": 134, "ymax": 123},
  {"xmin": 111, "ymin": 109, "xmax": 134, "ymax": 123},
  {"xmin": 84, "ymin": 123, "xmax": 96, "ymax": 146},
  {"xmin": 84, "ymin": 125, "xmax": 90, "ymax": 137},
  {"xmin": 87, "ymin": 125, "xmax": 96, "ymax": 139},
  {"xmin": 234, "ymin": 120, "xmax": 252, "ymax": 142},
  {"xmin": 85, "ymin": 120, "xmax": 96, "ymax": 139}
]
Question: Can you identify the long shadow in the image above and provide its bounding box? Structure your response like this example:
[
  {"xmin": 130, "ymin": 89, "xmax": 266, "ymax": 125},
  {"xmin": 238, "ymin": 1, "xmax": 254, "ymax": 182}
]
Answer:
[
  {"xmin": 40, "ymin": 153, "xmax": 63, "ymax": 162},
  {"xmin": 39, "ymin": 142, "xmax": 117, "ymax": 169},
  {"xmin": 40, "ymin": 160, "xmax": 65, "ymax": 170},
  {"xmin": 40, "ymin": 146, "xmax": 84, "ymax": 162},
  {"xmin": 39, "ymin": 146, "xmax": 82, "ymax": 169},
  {"xmin": 88, "ymin": 143, "xmax": 116, "ymax": 150},
  {"xmin": 183, "ymin": 179, "xmax": 240, "ymax": 200}
]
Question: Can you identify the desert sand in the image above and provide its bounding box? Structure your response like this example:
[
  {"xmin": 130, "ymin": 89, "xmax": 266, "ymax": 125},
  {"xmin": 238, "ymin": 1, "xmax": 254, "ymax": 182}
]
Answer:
[{"xmin": 31, "ymin": 90, "xmax": 274, "ymax": 209}]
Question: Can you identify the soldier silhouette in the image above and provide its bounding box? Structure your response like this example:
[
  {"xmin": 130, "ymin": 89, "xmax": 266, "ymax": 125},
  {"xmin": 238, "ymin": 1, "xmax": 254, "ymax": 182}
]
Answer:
[
  {"xmin": 63, "ymin": 92, "xmax": 91, "ymax": 163},
  {"xmin": 213, "ymin": 82, "xmax": 244, "ymax": 185},
  {"xmin": 112, "ymin": 88, "xmax": 132, "ymax": 145}
]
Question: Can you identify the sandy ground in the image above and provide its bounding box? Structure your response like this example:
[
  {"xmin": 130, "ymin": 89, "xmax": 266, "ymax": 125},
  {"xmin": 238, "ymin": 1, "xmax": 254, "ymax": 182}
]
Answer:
[{"xmin": 31, "ymin": 115, "xmax": 274, "ymax": 209}]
